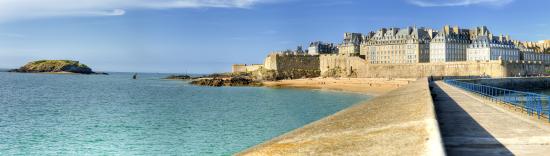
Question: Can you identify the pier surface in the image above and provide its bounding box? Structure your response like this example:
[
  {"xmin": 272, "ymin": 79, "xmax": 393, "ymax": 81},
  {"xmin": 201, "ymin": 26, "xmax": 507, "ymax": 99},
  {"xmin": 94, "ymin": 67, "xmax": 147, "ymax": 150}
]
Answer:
[
  {"xmin": 237, "ymin": 78, "xmax": 444, "ymax": 156},
  {"xmin": 432, "ymin": 81, "xmax": 550, "ymax": 156}
]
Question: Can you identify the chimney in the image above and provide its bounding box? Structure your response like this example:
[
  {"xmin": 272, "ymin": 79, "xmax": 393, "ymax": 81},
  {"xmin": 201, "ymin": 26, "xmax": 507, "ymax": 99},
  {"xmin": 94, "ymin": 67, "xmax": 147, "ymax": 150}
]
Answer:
[
  {"xmin": 453, "ymin": 25, "xmax": 459, "ymax": 34},
  {"xmin": 444, "ymin": 25, "xmax": 451, "ymax": 35}
]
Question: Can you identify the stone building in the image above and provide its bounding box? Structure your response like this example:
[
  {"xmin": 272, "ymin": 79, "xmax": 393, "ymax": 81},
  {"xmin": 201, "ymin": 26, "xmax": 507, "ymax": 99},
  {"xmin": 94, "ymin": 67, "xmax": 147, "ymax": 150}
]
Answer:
[
  {"xmin": 308, "ymin": 41, "xmax": 338, "ymax": 55},
  {"xmin": 338, "ymin": 33, "xmax": 363, "ymax": 56},
  {"xmin": 361, "ymin": 27, "xmax": 431, "ymax": 64},
  {"xmin": 511, "ymin": 40, "xmax": 550, "ymax": 63},
  {"xmin": 467, "ymin": 35, "xmax": 520, "ymax": 61},
  {"xmin": 468, "ymin": 26, "xmax": 491, "ymax": 41},
  {"xmin": 540, "ymin": 40, "xmax": 550, "ymax": 53},
  {"xmin": 429, "ymin": 26, "xmax": 471, "ymax": 62},
  {"xmin": 271, "ymin": 46, "xmax": 307, "ymax": 55},
  {"xmin": 233, "ymin": 25, "xmax": 549, "ymax": 79}
]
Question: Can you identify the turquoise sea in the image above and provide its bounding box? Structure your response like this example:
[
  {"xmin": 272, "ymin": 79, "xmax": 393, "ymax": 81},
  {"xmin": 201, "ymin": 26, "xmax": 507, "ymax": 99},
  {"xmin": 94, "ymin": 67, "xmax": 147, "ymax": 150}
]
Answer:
[{"xmin": 0, "ymin": 72, "xmax": 370, "ymax": 155}]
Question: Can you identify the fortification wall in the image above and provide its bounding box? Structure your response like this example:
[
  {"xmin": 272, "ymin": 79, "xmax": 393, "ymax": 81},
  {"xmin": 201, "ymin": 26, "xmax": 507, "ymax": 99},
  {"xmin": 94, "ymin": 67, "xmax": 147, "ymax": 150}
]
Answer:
[
  {"xmin": 263, "ymin": 54, "xmax": 321, "ymax": 79},
  {"xmin": 320, "ymin": 55, "xmax": 545, "ymax": 78},
  {"xmin": 232, "ymin": 64, "xmax": 265, "ymax": 73},
  {"xmin": 245, "ymin": 64, "xmax": 263, "ymax": 72},
  {"xmin": 320, "ymin": 54, "xmax": 368, "ymax": 77},
  {"xmin": 502, "ymin": 61, "xmax": 545, "ymax": 77},
  {"xmin": 366, "ymin": 61, "xmax": 507, "ymax": 78},
  {"xmin": 232, "ymin": 64, "xmax": 247, "ymax": 73}
]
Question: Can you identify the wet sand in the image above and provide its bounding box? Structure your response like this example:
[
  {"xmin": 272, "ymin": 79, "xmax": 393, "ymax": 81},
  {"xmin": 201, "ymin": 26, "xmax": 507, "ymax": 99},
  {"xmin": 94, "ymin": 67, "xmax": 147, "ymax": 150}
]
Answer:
[{"xmin": 262, "ymin": 78, "xmax": 416, "ymax": 96}]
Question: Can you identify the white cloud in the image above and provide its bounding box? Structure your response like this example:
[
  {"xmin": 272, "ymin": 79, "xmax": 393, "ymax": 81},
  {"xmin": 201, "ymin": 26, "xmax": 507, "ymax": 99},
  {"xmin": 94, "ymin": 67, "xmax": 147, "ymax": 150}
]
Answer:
[
  {"xmin": 0, "ymin": 32, "xmax": 25, "ymax": 38},
  {"xmin": 408, "ymin": 0, "xmax": 514, "ymax": 7},
  {"xmin": 0, "ymin": 0, "xmax": 268, "ymax": 22}
]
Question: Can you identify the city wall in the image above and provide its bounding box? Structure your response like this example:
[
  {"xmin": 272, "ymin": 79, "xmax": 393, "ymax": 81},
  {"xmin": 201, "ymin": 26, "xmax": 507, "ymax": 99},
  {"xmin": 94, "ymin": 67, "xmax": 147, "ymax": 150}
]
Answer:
[
  {"xmin": 232, "ymin": 64, "xmax": 264, "ymax": 73},
  {"xmin": 263, "ymin": 54, "xmax": 321, "ymax": 79},
  {"xmin": 320, "ymin": 55, "xmax": 545, "ymax": 79},
  {"xmin": 237, "ymin": 78, "xmax": 445, "ymax": 156},
  {"xmin": 235, "ymin": 55, "xmax": 545, "ymax": 80}
]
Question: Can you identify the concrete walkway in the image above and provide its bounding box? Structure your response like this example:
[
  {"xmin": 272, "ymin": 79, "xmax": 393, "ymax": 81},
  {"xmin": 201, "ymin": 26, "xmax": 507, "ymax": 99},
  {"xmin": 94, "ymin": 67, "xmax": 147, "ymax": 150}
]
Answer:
[
  {"xmin": 237, "ymin": 79, "xmax": 444, "ymax": 156},
  {"xmin": 432, "ymin": 81, "xmax": 550, "ymax": 156}
]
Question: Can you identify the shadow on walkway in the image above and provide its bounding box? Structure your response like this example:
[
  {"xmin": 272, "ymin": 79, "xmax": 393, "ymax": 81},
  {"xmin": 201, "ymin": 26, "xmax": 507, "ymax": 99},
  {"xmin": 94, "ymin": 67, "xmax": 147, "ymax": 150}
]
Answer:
[{"xmin": 430, "ymin": 82, "xmax": 514, "ymax": 156}]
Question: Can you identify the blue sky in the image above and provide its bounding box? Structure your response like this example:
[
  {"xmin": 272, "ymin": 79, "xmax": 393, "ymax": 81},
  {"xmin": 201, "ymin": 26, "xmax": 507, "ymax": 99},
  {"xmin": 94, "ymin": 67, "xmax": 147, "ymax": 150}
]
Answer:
[{"xmin": 0, "ymin": 0, "xmax": 548, "ymax": 73}]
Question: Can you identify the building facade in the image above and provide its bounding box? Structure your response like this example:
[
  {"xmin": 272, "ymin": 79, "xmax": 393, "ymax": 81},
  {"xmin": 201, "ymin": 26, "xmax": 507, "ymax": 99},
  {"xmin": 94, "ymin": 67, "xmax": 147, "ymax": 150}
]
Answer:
[
  {"xmin": 467, "ymin": 35, "xmax": 520, "ymax": 61},
  {"xmin": 308, "ymin": 41, "xmax": 338, "ymax": 55},
  {"xmin": 361, "ymin": 27, "xmax": 431, "ymax": 64},
  {"xmin": 338, "ymin": 32, "xmax": 363, "ymax": 56},
  {"xmin": 429, "ymin": 26, "xmax": 471, "ymax": 62}
]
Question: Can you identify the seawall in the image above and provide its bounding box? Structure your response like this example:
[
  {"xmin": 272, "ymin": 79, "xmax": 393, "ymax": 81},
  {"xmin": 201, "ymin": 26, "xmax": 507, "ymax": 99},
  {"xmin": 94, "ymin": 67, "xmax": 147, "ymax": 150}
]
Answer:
[
  {"xmin": 236, "ymin": 78, "xmax": 445, "ymax": 156},
  {"xmin": 320, "ymin": 54, "xmax": 545, "ymax": 78},
  {"xmin": 264, "ymin": 54, "xmax": 321, "ymax": 79}
]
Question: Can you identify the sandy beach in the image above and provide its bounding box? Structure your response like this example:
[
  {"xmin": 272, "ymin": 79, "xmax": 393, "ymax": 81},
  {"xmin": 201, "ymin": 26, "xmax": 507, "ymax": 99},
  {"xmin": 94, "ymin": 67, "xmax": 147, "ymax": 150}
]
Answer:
[{"xmin": 262, "ymin": 77, "xmax": 417, "ymax": 96}]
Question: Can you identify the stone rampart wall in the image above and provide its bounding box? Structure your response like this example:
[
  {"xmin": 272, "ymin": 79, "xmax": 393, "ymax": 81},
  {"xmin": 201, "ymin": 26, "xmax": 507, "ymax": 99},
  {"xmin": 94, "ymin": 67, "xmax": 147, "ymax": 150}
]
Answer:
[
  {"xmin": 245, "ymin": 64, "xmax": 263, "ymax": 72},
  {"xmin": 232, "ymin": 64, "xmax": 265, "ymax": 73},
  {"xmin": 232, "ymin": 64, "xmax": 247, "ymax": 73},
  {"xmin": 320, "ymin": 54, "xmax": 368, "ymax": 77},
  {"xmin": 263, "ymin": 54, "xmax": 321, "ymax": 79},
  {"xmin": 319, "ymin": 55, "xmax": 545, "ymax": 78}
]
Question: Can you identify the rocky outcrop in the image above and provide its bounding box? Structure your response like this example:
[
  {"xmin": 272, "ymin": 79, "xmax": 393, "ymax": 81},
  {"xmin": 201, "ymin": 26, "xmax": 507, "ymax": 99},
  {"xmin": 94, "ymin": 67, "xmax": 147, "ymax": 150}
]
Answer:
[
  {"xmin": 250, "ymin": 68, "xmax": 320, "ymax": 81},
  {"xmin": 190, "ymin": 77, "xmax": 262, "ymax": 87},
  {"xmin": 10, "ymin": 60, "xmax": 100, "ymax": 74},
  {"xmin": 164, "ymin": 75, "xmax": 192, "ymax": 80}
]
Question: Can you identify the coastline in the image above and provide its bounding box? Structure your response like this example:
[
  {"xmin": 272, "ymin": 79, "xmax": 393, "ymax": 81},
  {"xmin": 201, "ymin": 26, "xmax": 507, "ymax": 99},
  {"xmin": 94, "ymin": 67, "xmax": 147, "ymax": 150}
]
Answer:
[{"xmin": 262, "ymin": 77, "xmax": 416, "ymax": 96}]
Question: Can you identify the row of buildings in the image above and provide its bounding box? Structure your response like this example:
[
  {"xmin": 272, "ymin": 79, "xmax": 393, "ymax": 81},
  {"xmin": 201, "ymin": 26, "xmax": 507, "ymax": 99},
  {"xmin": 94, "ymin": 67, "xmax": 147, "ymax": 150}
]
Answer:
[{"xmin": 298, "ymin": 25, "xmax": 550, "ymax": 64}]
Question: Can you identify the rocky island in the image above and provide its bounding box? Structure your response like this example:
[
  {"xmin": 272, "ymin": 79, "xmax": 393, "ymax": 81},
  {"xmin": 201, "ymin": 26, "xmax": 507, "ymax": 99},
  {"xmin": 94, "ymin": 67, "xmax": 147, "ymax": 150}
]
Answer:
[{"xmin": 9, "ymin": 60, "xmax": 106, "ymax": 74}]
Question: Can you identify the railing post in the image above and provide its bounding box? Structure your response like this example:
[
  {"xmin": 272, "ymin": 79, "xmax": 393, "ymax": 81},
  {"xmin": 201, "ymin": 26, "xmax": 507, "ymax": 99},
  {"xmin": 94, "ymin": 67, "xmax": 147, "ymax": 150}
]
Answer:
[
  {"xmin": 528, "ymin": 94, "xmax": 533, "ymax": 116},
  {"xmin": 483, "ymin": 85, "xmax": 486, "ymax": 96},
  {"xmin": 500, "ymin": 89, "xmax": 504, "ymax": 103},
  {"xmin": 503, "ymin": 90, "xmax": 508, "ymax": 103},
  {"xmin": 523, "ymin": 95, "xmax": 531, "ymax": 116},
  {"xmin": 537, "ymin": 96, "xmax": 542, "ymax": 119},
  {"xmin": 514, "ymin": 92, "xmax": 519, "ymax": 106}
]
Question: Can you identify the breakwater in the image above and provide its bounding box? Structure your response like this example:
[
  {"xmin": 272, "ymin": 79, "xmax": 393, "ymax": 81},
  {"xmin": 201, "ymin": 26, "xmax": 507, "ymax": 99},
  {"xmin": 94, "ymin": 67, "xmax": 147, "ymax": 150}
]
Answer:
[{"xmin": 236, "ymin": 78, "xmax": 445, "ymax": 156}]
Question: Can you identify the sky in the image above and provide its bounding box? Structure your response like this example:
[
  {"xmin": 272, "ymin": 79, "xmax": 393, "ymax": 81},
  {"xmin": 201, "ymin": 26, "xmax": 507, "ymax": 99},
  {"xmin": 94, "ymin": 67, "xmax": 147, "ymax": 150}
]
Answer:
[{"xmin": 0, "ymin": 0, "xmax": 548, "ymax": 73}]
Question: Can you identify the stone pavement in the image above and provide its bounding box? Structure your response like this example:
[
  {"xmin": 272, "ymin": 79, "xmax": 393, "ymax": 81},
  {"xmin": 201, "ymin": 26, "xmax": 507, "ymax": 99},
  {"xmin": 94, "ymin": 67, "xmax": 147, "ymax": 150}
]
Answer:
[
  {"xmin": 432, "ymin": 81, "xmax": 550, "ymax": 156},
  {"xmin": 237, "ymin": 79, "xmax": 444, "ymax": 156}
]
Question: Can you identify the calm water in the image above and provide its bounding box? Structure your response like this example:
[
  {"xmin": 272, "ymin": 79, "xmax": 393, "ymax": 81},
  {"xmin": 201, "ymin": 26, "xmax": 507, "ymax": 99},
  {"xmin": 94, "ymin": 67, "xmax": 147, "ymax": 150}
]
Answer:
[{"xmin": 0, "ymin": 72, "xmax": 369, "ymax": 155}]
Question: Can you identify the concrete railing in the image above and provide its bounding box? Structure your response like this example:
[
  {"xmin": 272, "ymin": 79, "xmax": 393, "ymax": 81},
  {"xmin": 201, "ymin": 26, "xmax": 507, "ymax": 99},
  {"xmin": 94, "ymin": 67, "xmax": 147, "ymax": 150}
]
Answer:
[{"xmin": 236, "ymin": 78, "xmax": 445, "ymax": 156}]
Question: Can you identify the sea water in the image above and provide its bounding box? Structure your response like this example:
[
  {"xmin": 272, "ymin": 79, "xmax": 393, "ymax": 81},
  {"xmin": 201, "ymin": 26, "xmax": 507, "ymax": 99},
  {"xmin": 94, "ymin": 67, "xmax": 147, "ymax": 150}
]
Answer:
[{"xmin": 0, "ymin": 72, "xmax": 370, "ymax": 155}]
